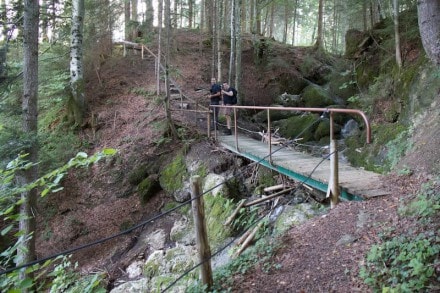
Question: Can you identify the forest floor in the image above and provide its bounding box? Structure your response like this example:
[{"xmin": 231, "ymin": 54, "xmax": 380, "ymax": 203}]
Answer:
[{"xmin": 35, "ymin": 30, "xmax": 438, "ymax": 292}]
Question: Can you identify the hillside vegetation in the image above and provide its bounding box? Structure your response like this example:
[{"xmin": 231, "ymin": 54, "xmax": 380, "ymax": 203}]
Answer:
[{"xmin": 1, "ymin": 6, "xmax": 439, "ymax": 293}]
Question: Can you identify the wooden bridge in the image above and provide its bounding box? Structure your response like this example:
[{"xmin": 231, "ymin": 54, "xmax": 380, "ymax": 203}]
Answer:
[
  {"xmin": 211, "ymin": 105, "xmax": 390, "ymax": 204},
  {"xmin": 127, "ymin": 41, "xmax": 390, "ymax": 204}
]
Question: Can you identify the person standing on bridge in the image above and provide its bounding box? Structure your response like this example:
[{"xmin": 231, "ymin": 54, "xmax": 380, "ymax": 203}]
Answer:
[
  {"xmin": 221, "ymin": 82, "xmax": 237, "ymax": 136},
  {"xmin": 208, "ymin": 77, "xmax": 222, "ymax": 129}
]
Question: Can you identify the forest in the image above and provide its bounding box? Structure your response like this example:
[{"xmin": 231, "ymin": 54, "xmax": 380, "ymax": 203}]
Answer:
[{"xmin": 0, "ymin": 0, "xmax": 440, "ymax": 292}]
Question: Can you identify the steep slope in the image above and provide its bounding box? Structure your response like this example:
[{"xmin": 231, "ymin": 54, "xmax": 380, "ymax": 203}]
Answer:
[{"xmin": 35, "ymin": 28, "xmax": 439, "ymax": 291}]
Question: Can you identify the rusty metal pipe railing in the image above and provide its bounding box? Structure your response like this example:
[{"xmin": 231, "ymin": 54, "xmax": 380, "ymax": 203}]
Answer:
[
  {"xmin": 211, "ymin": 105, "xmax": 371, "ymax": 145},
  {"xmin": 210, "ymin": 104, "xmax": 371, "ymax": 208}
]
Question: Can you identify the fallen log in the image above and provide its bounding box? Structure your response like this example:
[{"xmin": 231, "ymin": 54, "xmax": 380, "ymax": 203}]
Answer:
[
  {"xmin": 224, "ymin": 199, "xmax": 247, "ymax": 226},
  {"xmin": 244, "ymin": 187, "xmax": 295, "ymax": 207}
]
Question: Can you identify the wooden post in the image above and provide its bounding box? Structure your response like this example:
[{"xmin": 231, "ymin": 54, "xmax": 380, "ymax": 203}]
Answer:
[
  {"xmin": 190, "ymin": 176, "xmax": 213, "ymax": 289},
  {"xmin": 328, "ymin": 112, "xmax": 340, "ymax": 208}
]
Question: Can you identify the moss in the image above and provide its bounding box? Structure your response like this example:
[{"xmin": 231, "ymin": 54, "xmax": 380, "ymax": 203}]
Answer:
[
  {"xmin": 204, "ymin": 194, "xmax": 234, "ymax": 248},
  {"xmin": 138, "ymin": 175, "xmax": 160, "ymax": 204},
  {"xmin": 257, "ymin": 166, "xmax": 276, "ymax": 187},
  {"xmin": 159, "ymin": 153, "xmax": 188, "ymax": 194},
  {"xmin": 302, "ymin": 84, "xmax": 334, "ymax": 108},
  {"xmin": 345, "ymin": 122, "xmax": 408, "ymax": 172},
  {"xmin": 128, "ymin": 164, "xmax": 149, "ymax": 185},
  {"xmin": 276, "ymin": 114, "xmax": 320, "ymax": 142}
]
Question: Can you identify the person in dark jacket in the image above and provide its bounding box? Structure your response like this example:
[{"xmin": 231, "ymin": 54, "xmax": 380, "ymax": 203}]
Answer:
[
  {"xmin": 221, "ymin": 82, "xmax": 237, "ymax": 135},
  {"xmin": 208, "ymin": 78, "xmax": 221, "ymax": 129}
]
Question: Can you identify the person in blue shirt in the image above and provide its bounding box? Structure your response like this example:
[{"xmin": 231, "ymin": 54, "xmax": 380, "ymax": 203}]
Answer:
[{"xmin": 208, "ymin": 77, "xmax": 221, "ymax": 129}]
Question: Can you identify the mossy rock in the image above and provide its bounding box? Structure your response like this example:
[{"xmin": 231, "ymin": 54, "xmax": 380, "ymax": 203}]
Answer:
[
  {"xmin": 204, "ymin": 194, "xmax": 233, "ymax": 248},
  {"xmin": 302, "ymin": 84, "xmax": 334, "ymax": 108},
  {"xmin": 275, "ymin": 114, "xmax": 320, "ymax": 142},
  {"xmin": 128, "ymin": 165, "xmax": 150, "ymax": 185},
  {"xmin": 266, "ymin": 72, "xmax": 309, "ymax": 96},
  {"xmin": 314, "ymin": 119, "xmax": 341, "ymax": 141},
  {"xmin": 252, "ymin": 107, "xmax": 293, "ymax": 124},
  {"xmin": 256, "ymin": 166, "xmax": 277, "ymax": 187},
  {"xmin": 328, "ymin": 71, "xmax": 358, "ymax": 102},
  {"xmin": 345, "ymin": 29, "xmax": 366, "ymax": 59},
  {"xmin": 159, "ymin": 153, "xmax": 188, "ymax": 195},
  {"xmin": 138, "ymin": 175, "xmax": 161, "ymax": 204}
]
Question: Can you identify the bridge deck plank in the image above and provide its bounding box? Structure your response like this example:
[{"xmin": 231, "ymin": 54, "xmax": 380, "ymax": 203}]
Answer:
[{"xmin": 218, "ymin": 133, "xmax": 389, "ymax": 199}]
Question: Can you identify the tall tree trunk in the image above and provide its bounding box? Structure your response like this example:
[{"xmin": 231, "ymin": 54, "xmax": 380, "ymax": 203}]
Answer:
[
  {"xmin": 164, "ymin": 0, "xmax": 177, "ymax": 139},
  {"xmin": 282, "ymin": 0, "xmax": 290, "ymax": 44},
  {"xmin": 363, "ymin": 0, "xmax": 367, "ymax": 31},
  {"xmin": 268, "ymin": 1, "xmax": 274, "ymax": 38},
  {"xmin": 131, "ymin": 0, "xmax": 137, "ymax": 21},
  {"xmin": 256, "ymin": 0, "xmax": 262, "ymax": 35},
  {"xmin": 292, "ymin": 0, "xmax": 298, "ymax": 45},
  {"xmin": 417, "ymin": 0, "xmax": 440, "ymax": 65},
  {"xmin": 315, "ymin": 0, "xmax": 324, "ymax": 49},
  {"xmin": 217, "ymin": 0, "xmax": 223, "ymax": 81},
  {"xmin": 229, "ymin": 0, "xmax": 236, "ymax": 84},
  {"xmin": 200, "ymin": 0, "xmax": 205, "ymax": 31},
  {"xmin": 188, "ymin": 0, "xmax": 194, "ymax": 28},
  {"xmin": 235, "ymin": 0, "xmax": 242, "ymax": 105},
  {"xmin": 250, "ymin": 0, "xmax": 256, "ymax": 34},
  {"xmin": 69, "ymin": 0, "xmax": 85, "ymax": 126},
  {"xmin": 393, "ymin": 0, "xmax": 402, "ymax": 67},
  {"xmin": 205, "ymin": 0, "xmax": 213, "ymax": 34},
  {"xmin": 18, "ymin": 0, "xmax": 39, "ymax": 284},
  {"xmin": 125, "ymin": 0, "xmax": 131, "ymax": 40},
  {"xmin": 157, "ymin": 0, "xmax": 162, "ymax": 95},
  {"xmin": 211, "ymin": 0, "xmax": 217, "ymax": 78},
  {"xmin": 144, "ymin": 0, "xmax": 153, "ymax": 29},
  {"xmin": 131, "ymin": 0, "xmax": 138, "ymax": 39},
  {"xmin": 40, "ymin": 1, "xmax": 49, "ymax": 41}
]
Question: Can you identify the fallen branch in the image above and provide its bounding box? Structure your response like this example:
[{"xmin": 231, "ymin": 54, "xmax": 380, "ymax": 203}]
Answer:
[
  {"xmin": 224, "ymin": 199, "xmax": 246, "ymax": 226},
  {"xmin": 244, "ymin": 187, "xmax": 295, "ymax": 207},
  {"xmin": 233, "ymin": 222, "xmax": 264, "ymax": 258},
  {"xmin": 263, "ymin": 184, "xmax": 287, "ymax": 193}
]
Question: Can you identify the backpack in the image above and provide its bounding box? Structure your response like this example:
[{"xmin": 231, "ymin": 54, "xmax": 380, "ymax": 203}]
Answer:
[{"xmin": 231, "ymin": 88, "xmax": 237, "ymax": 105}]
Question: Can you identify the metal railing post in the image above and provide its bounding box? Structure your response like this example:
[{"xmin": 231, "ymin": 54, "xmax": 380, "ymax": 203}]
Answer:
[
  {"xmin": 234, "ymin": 107, "xmax": 238, "ymax": 151},
  {"xmin": 207, "ymin": 109, "xmax": 211, "ymax": 138},
  {"xmin": 267, "ymin": 109, "xmax": 272, "ymax": 163},
  {"xmin": 328, "ymin": 112, "xmax": 340, "ymax": 208}
]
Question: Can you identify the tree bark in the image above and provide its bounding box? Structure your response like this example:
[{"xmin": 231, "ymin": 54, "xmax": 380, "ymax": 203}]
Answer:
[
  {"xmin": 417, "ymin": 0, "xmax": 440, "ymax": 65},
  {"xmin": 315, "ymin": 0, "xmax": 324, "ymax": 49},
  {"xmin": 124, "ymin": 0, "xmax": 131, "ymax": 40},
  {"xmin": 229, "ymin": 0, "xmax": 236, "ymax": 84},
  {"xmin": 235, "ymin": 0, "xmax": 242, "ymax": 104},
  {"xmin": 18, "ymin": 0, "xmax": 39, "ymax": 284},
  {"xmin": 69, "ymin": 0, "xmax": 86, "ymax": 127},
  {"xmin": 164, "ymin": 0, "xmax": 178, "ymax": 139},
  {"xmin": 291, "ymin": 0, "xmax": 298, "ymax": 45},
  {"xmin": 393, "ymin": 0, "xmax": 402, "ymax": 67},
  {"xmin": 216, "ymin": 0, "xmax": 223, "ymax": 81},
  {"xmin": 144, "ymin": 0, "xmax": 154, "ymax": 29}
]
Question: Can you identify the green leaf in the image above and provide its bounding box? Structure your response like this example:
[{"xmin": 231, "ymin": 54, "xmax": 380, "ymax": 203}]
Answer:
[
  {"xmin": 4, "ymin": 205, "xmax": 15, "ymax": 215},
  {"xmin": 52, "ymin": 187, "xmax": 64, "ymax": 193},
  {"xmin": 76, "ymin": 152, "xmax": 88, "ymax": 159},
  {"xmin": 1, "ymin": 225, "xmax": 13, "ymax": 236},
  {"xmin": 41, "ymin": 188, "xmax": 50, "ymax": 197},
  {"xmin": 102, "ymin": 148, "xmax": 117, "ymax": 155}
]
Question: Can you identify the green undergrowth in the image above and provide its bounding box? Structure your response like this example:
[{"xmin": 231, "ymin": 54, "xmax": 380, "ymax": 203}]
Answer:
[{"xmin": 360, "ymin": 179, "xmax": 440, "ymax": 291}]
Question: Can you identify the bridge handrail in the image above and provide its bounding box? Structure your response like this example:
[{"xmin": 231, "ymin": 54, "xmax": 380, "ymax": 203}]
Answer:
[{"xmin": 211, "ymin": 105, "xmax": 371, "ymax": 144}]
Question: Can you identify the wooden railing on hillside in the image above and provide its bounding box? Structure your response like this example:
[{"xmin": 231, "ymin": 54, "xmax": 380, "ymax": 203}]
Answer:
[{"xmin": 116, "ymin": 40, "xmax": 213, "ymax": 133}]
